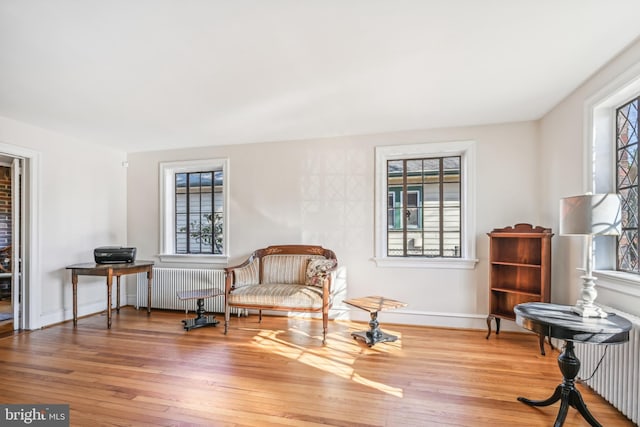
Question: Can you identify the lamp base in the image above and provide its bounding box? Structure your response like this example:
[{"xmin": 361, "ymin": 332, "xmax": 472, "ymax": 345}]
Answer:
[{"xmin": 572, "ymin": 302, "xmax": 608, "ymax": 318}]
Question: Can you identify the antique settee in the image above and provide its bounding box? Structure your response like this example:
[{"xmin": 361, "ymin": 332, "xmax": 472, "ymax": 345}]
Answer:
[{"xmin": 224, "ymin": 244, "xmax": 337, "ymax": 344}]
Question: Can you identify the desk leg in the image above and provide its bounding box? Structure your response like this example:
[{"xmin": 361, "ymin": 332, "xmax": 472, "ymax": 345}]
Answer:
[
  {"xmin": 518, "ymin": 340, "xmax": 601, "ymax": 427},
  {"xmin": 146, "ymin": 267, "xmax": 153, "ymax": 316},
  {"xmin": 72, "ymin": 271, "xmax": 78, "ymax": 327},
  {"xmin": 106, "ymin": 270, "xmax": 113, "ymax": 329},
  {"xmin": 116, "ymin": 276, "xmax": 121, "ymax": 314}
]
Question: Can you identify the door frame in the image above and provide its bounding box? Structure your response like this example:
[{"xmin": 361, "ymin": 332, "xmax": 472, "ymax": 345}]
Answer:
[{"xmin": 0, "ymin": 143, "xmax": 40, "ymax": 330}]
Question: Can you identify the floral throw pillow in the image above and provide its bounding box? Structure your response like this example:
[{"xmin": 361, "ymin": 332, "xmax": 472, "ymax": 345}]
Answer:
[{"xmin": 305, "ymin": 258, "xmax": 337, "ymax": 287}]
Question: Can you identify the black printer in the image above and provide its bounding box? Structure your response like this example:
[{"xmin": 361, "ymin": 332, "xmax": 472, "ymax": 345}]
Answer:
[{"xmin": 94, "ymin": 246, "xmax": 137, "ymax": 264}]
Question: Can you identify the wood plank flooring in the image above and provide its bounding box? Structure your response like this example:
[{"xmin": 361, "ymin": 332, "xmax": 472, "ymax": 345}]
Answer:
[{"xmin": 0, "ymin": 307, "xmax": 634, "ymax": 426}]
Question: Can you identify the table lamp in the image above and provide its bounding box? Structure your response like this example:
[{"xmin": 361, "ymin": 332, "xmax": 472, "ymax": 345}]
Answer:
[{"xmin": 559, "ymin": 193, "xmax": 622, "ymax": 318}]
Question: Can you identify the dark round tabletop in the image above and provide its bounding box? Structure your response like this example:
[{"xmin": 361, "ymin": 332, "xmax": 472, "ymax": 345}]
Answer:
[{"xmin": 514, "ymin": 302, "xmax": 632, "ymax": 344}]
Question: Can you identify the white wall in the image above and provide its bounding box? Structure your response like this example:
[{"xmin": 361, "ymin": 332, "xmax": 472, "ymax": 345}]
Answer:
[
  {"xmin": 127, "ymin": 121, "xmax": 541, "ymax": 330},
  {"xmin": 0, "ymin": 116, "xmax": 128, "ymax": 329},
  {"xmin": 540, "ymin": 38, "xmax": 640, "ymax": 317}
]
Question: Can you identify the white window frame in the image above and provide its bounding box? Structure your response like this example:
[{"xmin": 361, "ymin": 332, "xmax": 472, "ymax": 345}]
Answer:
[
  {"xmin": 586, "ymin": 62, "xmax": 640, "ymax": 296},
  {"xmin": 159, "ymin": 158, "xmax": 230, "ymax": 265},
  {"xmin": 373, "ymin": 140, "xmax": 478, "ymax": 269}
]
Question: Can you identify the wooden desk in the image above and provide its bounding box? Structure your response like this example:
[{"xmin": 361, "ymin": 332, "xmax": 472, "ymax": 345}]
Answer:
[
  {"xmin": 345, "ymin": 296, "xmax": 407, "ymax": 346},
  {"xmin": 514, "ymin": 302, "xmax": 632, "ymax": 427},
  {"xmin": 66, "ymin": 261, "xmax": 154, "ymax": 328}
]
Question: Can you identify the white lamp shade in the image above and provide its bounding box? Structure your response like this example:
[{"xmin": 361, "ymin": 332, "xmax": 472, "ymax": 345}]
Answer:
[{"xmin": 559, "ymin": 193, "xmax": 622, "ymax": 236}]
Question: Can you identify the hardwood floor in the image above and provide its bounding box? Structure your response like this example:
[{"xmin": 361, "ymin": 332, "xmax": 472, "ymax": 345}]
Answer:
[{"xmin": 0, "ymin": 307, "xmax": 634, "ymax": 426}]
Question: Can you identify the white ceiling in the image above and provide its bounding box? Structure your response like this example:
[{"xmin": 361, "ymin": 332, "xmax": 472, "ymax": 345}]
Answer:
[{"xmin": 1, "ymin": 1, "xmax": 640, "ymax": 153}]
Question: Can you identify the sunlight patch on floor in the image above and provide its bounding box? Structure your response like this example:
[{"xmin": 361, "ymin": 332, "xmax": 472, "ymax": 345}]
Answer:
[{"xmin": 250, "ymin": 324, "xmax": 404, "ymax": 398}]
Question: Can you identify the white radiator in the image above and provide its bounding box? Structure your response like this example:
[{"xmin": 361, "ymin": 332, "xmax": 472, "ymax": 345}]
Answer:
[
  {"xmin": 136, "ymin": 267, "xmax": 227, "ymax": 313},
  {"xmin": 575, "ymin": 306, "xmax": 640, "ymax": 424}
]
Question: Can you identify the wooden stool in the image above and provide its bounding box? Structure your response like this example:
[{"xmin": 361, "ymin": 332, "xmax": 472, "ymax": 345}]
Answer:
[{"xmin": 176, "ymin": 288, "xmax": 224, "ymax": 331}]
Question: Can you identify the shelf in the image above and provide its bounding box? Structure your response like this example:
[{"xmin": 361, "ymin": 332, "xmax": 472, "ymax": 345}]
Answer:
[
  {"xmin": 491, "ymin": 261, "xmax": 541, "ymax": 268},
  {"xmin": 491, "ymin": 288, "xmax": 541, "ymax": 298}
]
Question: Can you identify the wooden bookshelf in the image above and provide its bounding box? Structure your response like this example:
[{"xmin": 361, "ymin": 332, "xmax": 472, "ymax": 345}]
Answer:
[{"xmin": 486, "ymin": 223, "xmax": 553, "ymax": 354}]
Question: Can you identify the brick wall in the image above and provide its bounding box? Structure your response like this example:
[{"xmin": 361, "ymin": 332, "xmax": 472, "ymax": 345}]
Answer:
[{"xmin": 0, "ymin": 166, "xmax": 11, "ymax": 247}]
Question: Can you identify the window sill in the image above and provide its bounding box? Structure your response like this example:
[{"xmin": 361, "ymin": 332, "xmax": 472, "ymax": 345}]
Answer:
[
  {"xmin": 372, "ymin": 257, "xmax": 478, "ymax": 269},
  {"xmin": 594, "ymin": 270, "xmax": 640, "ymax": 297},
  {"xmin": 158, "ymin": 253, "xmax": 229, "ymax": 267}
]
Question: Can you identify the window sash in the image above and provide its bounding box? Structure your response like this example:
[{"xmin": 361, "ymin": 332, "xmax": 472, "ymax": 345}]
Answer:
[
  {"xmin": 616, "ymin": 96, "xmax": 640, "ymax": 273},
  {"xmin": 386, "ymin": 156, "xmax": 462, "ymax": 258}
]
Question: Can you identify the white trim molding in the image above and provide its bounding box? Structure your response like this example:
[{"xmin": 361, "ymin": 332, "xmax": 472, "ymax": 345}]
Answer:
[{"xmin": 159, "ymin": 158, "xmax": 230, "ymax": 266}]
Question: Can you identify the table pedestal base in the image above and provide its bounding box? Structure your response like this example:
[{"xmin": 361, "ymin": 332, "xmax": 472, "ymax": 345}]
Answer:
[
  {"xmin": 181, "ymin": 298, "xmax": 219, "ymax": 331},
  {"xmin": 351, "ymin": 311, "xmax": 397, "ymax": 347},
  {"xmin": 518, "ymin": 340, "xmax": 601, "ymax": 427}
]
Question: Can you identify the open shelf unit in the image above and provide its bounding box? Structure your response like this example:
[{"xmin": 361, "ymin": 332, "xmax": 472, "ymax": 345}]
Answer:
[{"xmin": 486, "ymin": 223, "xmax": 553, "ymax": 354}]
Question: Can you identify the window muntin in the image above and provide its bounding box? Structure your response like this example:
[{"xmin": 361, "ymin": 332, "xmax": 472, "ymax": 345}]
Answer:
[
  {"xmin": 386, "ymin": 156, "xmax": 461, "ymax": 257},
  {"xmin": 616, "ymin": 96, "xmax": 639, "ymax": 273}
]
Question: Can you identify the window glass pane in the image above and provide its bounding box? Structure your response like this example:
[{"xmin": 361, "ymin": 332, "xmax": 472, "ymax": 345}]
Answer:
[
  {"xmin": 189, "ymin": 193, "xmax": 201, "ymax": 213},
  {"xmin": 618, "ymin": 229, "xmax": 638, "ymax": 271},
  {"xmin": 213, "ymin": 212, "xmax": 223, "ymax": 254},
  {"xmin": 444, "ymin": 182, "xmax": 460, "ymax": 202},
  {"xmin": 175, "ymin": 193, "xmax": 187, "ymax": 214},
  {"xmin": 422, "ymin": 159, "xmax": 439, "ymax": 177},
  {"xmin": 443, "ymin": 231, "xmax": 461, "ymax": 257},
  {"xmin": 406, "ymin": 231, "xmax": 423, "ymax": 256},
  {"xmin": 423, "ymin": 207, "xmax": 440, "ymax": 231},
  {"xmin": 407, "ymin": 191, "xmax": 419, "ymax": 207},
  {"xmin": 422, "ymin": 232, "xmax": 440, "ymax": 256},
  {"xmin": 406, "ymin": 207, "xmax": 420, "ymax": 228},
  {"xmin": 620, "ymin": 187, "xmax": 638, "ymax": 229},
  {"xmin": 443, "ymin": 156, "xmax": 460, "ymax": 182},
  {"xmin": 189, "ymin": 173, "xmax": 201, "ymax": 188},
  {"xmin": 617, "ymin": 100, "xmax": 638, "ymax": 148},
  {"xmin": 176, "ymin": 213, "xmax": 187, "ymax": 232},
  {"xmin": 387, "ymin": 229, "xmax": 404, "ymax": 256},
  {"xmin": 388, "ymin": 160, "xmax": 403, "ymax": 181},
  {"xmin": 176, "ymin": 173, "xmax": 187, "ymax": 189},
  {"xmin": 388, "ymin": 187, "xmax": 402, "ymax": 229},
  {"xmin": 423, "ymin": 183, "xmax": 440, "ymax": 202},
  {"xmin": 176, "ymin": 233, "xmax": 187, "ymax": 254}
]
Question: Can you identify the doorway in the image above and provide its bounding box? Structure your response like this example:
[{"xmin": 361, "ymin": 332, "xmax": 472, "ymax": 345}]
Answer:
[{"xmin": 0, "ymin": 156, "xmax": 22, "ymax": 334}]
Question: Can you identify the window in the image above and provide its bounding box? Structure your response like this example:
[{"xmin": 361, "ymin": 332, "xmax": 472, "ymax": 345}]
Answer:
[
  {"xmin": 374, "ymin": 141, "xmax": 477, "ymax": 269},
  {"xmin": 616, "ymin": 96, "xmax": 639, "ymax": 273},
  {"xmin": 587, "ymin": 64, "xmax": 640, "ymax": 294},
  {"xmin": 160, "ymin": 159, "xmax": 229, "ymax": 264},
  {"xmin": 386, "ymin": 157, "xmax": 461, "ymax": 257},
  {"xmin": 175, "ymin": 171, "xmax": 224, "ymax": 255}
]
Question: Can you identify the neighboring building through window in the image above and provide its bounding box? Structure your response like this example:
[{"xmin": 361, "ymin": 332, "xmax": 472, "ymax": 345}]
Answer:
[
  {"xmin": 160, "ymin": 158, "xmax": 229, "ymax": 264},
  {"xmin": 616, "ymin": 96, "xmax": 639, "ymax": 273},
  {"xmin": 374, "ymin": 140, "xmax": 477, "ymax": 269}
]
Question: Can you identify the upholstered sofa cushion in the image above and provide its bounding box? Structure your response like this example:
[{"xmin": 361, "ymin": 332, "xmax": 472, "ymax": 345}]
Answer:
[
  {"xmin": 262, "ymin": 254, "xmax": 324, "ymax": 284},
  {"xmin": 227, "ymin": 283, "xmax": 323, "ymax": 309}
]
